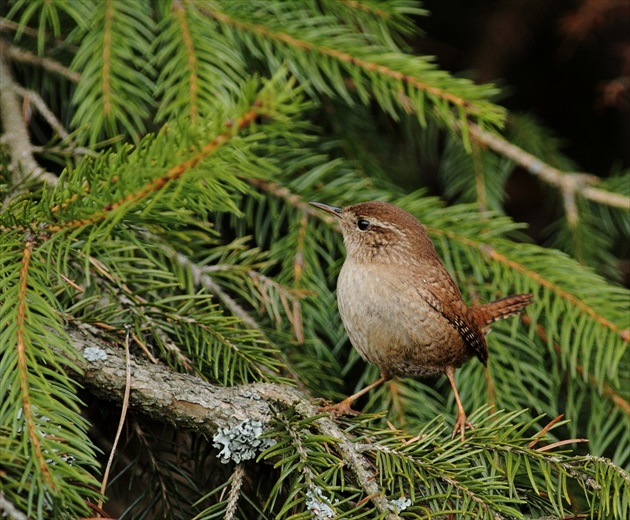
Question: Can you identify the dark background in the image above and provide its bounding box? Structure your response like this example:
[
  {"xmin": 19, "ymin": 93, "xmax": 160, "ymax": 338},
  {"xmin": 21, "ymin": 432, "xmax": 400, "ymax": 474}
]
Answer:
[
  {"xmin": 415, "ymin": 0, "xmax": 629, "ymax": 284},
  {"xmin": 419, "ymin": 0, "xmax": 629, "ymax": 173}
]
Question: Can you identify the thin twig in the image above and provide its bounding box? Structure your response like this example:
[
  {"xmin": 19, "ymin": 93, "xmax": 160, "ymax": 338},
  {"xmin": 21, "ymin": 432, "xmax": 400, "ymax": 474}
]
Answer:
[
  {"xmin": 98, "ymin": 325, "xmax": 132, "ymax": 509},
  {"xmin": 168, "ymin": 247, "xmax": 262, "ymax": 331},
  {"xmin": 130, "ymin": 331, "xmax": 159, "ymax": 364},
  {"xmin": 303, "ymin": 410, "xmax": 400, "ymax": 519},
  {"xmin": 536, "ymin": 438, "xmax": 588, "ymax": 452},
  {"xmin": 0, "ymin": 18, "xmax": 75, "ymax": 50},
  {"xmin": 584, "ymin": 454, "xmax": 630, "ymax": 485},
  {"xmin": 468, "ymin": 122, "xmax": 630, "ymax": 211},
  {"xmin": 136, "ymin": 231, "xmax": 308, "ymax": 386},
  {"xmin": 224, "ymin": 464, "xmax": 246, "ymax": 520},
  {"xmin": 247, "ymin": 178, "xmax": 325, "ymax": 220},
  {"xmin": 83, "ymin": 253, "xmax": 194, "ymax": 370},
  {"xmin": 0, "ymin": 41, "xmax": 81, "ymax": 82},
  {"xmin": 132, "ymin": 421, "xmax": 172, "ymax": 514},
  {"xmin": 13, "ymin": 85, "xmax": 70, "ymax": 139},
  {"xmin": 5, "ymin": 81, "xmax": 94, "ymax": 171},
  {"xmin": 31, "ymin": 144, "xmax": 97, "ymax": 158}
]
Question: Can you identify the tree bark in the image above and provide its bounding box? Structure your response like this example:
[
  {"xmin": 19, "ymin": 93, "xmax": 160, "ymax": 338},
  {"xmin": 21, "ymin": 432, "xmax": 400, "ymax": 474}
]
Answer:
[
  {"xmin": 68, "ymin": 326, "xmax": 303, "ymax": 434},
  {"xmin": 67, "ymin": 325, "xmax": 400, "ymax": 519}
]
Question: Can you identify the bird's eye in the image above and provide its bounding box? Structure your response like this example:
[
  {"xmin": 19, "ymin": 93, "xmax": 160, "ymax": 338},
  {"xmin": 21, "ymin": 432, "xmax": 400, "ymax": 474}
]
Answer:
[{"xmin": 357, "ymin": 219, "xmax": 370, "ymax": 231}]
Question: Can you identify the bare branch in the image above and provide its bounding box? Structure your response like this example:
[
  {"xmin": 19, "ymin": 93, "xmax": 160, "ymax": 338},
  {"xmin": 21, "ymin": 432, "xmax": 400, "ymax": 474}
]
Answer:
[
  {"xmin": 0, "ymin": 41, "xmax": 80, "ymax": 82},
  {"xmin": 165, "ymin": 245, "xmax": 263, "ymax": 331},
  {"xmin": 12, "ymin": 85, "xmax": 69, "ymax": 139},
  {"xmin": 0, "ymin": 49, "xmax": 57, "ymax": 188},
  {"xmin": 0, "ymin": 18, "xmax": 75, "ymax": 51},
  {"xmin": 70, "ymin": 325, "xmax": 285, "ymax": 431}
]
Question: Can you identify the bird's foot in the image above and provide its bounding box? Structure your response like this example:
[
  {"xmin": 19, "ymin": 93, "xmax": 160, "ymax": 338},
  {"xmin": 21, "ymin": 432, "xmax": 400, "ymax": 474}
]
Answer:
[
  {"xmin": 451, "ymin": 413, "xmax": 474, "ymax": 442},
  {"xmin": 318, "ymin": 399, "xmax": 361, "ymax": 417}
]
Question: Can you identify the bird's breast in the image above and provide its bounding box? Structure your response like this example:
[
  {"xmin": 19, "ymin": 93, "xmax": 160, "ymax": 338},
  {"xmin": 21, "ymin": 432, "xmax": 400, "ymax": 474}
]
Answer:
[{"xmin": 336, "ymin": 261, "xmax": 470, "ymax": 377}]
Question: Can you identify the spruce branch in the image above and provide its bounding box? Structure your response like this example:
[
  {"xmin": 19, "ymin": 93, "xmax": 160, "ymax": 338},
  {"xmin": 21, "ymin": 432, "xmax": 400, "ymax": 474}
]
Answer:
[
  {"xmin": 202, "ymin": 2, "xmax": 505, "ymax": 136},
  {"xmin": 65, "ymin": 323, "xmax": 630, "ymax": 518},
  {"xmin": 332, "ymin": 0, "xmax": 424, "ymax": 27},
  {"xmin": 47, "ymin": 96, "xmax": 266, "ymax": 233},
  {"xmin": 15, "ymin": 234, "xmax": 54, "ymax": 490},
  {"xmin": 172, "ymin": 0, "xmax": 200, "ymax": 122},
  {"xmin": 320, "ymin": 0, "xmax": 424, "ymax": 51},
  {"xmin": 102, "ymin": 0, "xmax": 114, "ymax": 118},
  {"xmin": 1, "ymin": 230, "xmax": 102, "ymax": 516},
  {"xmin": 355, "ymin": 442, "xmax": 501, "ymax": 516},
  {"xmin": 522, "ymin": 315, "xmax": 630, "ymax": 416},
  {"xmin": 153, "ymin": 0, "xmax": 246, "ymax": 123},
  {"xmin": 69, "ymin": 0, "xmax": 155, "ymax": 144}
]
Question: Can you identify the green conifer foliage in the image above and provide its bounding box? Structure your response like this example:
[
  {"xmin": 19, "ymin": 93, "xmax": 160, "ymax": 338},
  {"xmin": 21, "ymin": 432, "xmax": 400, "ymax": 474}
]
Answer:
[{"xmin": 1, "ymin": 1, "xmax": 628, "ymax": 518}]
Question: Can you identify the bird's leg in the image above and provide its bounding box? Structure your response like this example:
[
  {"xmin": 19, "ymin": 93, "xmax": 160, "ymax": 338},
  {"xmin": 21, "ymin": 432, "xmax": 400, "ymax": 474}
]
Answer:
[
  {"xmin": 320, "ymin": 374, "xmax": 389, "ymax": 416},
  {"xmin": 444, "ymin": 365, "xmax": 473, "ymax": 441}
]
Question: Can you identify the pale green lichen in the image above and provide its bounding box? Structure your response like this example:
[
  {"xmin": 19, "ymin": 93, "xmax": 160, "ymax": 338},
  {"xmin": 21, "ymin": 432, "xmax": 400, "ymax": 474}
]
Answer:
[{"xmin": 212, "ymin": 419, "xmax": 275, "ymax": 464}]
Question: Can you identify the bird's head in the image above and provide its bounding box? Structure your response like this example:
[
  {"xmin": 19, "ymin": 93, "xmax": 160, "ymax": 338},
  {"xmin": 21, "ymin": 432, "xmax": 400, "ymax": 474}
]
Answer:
[{"xmin": 309, "ymin": 201, "xmax": 434, "ymax": 265}]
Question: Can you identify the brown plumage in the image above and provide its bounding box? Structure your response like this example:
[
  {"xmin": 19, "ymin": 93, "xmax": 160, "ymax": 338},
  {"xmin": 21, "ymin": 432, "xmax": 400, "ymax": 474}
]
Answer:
[{"xmin": 311, "ymin": 200, "xmax": 533, "ymax": 440}]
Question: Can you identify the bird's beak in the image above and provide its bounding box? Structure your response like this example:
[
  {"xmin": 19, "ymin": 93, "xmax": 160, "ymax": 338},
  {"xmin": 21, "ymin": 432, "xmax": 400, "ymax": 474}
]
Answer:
[{"xmin": 309, "ymin": 202, "xmax": 343, "ymax": 218}]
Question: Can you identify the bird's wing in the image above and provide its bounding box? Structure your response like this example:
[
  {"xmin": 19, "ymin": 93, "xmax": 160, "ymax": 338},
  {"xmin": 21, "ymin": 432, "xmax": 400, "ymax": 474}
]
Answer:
[{"xmin": 410, "ymin": 269, "xmax": 488, "ymax": 366}]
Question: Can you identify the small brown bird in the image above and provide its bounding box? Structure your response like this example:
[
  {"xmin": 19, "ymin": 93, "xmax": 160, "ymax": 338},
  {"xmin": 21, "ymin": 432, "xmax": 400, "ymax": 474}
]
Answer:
[{"xmin": 310, "ymin": 201, "xmax": 532, "ymax": 440}]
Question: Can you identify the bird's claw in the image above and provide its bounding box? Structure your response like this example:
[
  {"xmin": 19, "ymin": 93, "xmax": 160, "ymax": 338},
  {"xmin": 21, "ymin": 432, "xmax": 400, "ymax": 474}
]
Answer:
[
  {"xmin": 318, "ymin": 399, "xmax": 361, "ymax": 417},
  {"xmin": 451, "ymin": 414, "xmax": 474, "ymax": 441}
]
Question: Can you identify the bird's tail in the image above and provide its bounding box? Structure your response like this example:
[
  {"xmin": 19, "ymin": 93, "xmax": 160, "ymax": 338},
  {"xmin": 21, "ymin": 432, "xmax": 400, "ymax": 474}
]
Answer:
[{"xmin": 472, "ymin": 293, "xmax": 533, "ymax": 329}]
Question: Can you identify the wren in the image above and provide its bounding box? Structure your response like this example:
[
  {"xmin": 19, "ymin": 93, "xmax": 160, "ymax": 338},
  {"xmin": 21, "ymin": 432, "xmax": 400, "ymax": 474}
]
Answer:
[{"xmin": 310, "ymin": 200, "xmax": 533, "ymax": 440}]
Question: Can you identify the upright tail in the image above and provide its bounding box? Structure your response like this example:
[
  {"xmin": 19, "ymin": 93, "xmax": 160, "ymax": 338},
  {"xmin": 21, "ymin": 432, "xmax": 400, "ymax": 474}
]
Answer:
[{"xmin": 472, "ymin": 293, "xmax": 533, "ymax": 329}]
